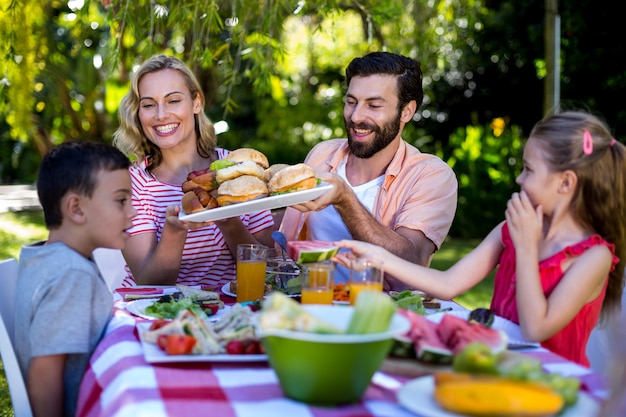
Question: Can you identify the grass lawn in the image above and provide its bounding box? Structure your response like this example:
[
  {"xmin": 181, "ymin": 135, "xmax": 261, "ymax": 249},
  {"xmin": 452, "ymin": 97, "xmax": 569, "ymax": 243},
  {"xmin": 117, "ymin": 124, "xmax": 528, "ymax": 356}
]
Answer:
[{"xmin": 0, "ymin": 210, "xmax": 492, "ymax": 416}]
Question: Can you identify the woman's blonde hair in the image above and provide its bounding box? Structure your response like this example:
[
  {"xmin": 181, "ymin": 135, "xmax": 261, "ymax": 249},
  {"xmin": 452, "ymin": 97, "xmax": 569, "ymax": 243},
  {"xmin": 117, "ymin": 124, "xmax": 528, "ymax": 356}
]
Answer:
[{"xmin": 113, "ymin": 55, "xmax": 216, "ymax": 171}]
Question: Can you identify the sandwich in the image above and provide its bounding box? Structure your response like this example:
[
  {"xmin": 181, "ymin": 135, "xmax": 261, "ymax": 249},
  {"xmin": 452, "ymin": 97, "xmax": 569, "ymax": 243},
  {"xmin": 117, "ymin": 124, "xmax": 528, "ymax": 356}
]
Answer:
[
  {"xmin": 225, "ymin": 147, "xmax": 269, "ymax": 169},
  {"xmin": 263, "ymin": 163, "xmax": 290, "ymax": 183},
  {"xmin": 181, "ymin": 167, "xmax": 217, "ymax": 193},
  {"xmin": 176, "ymin": 284, "xmax": 225, "ymax": 314},
  {"xmin": 211, "ymin": 148, "xmax": 269, "ymax": 184},
  {"xmin": 216, "ymin": 175, "xmax": 269, "ymax": 206},
  {"xmin": 215, "ymin": 160, "xmax": 265, "ymax": 184},
  {"xmin": 267, "ymin": 163, "xmax": 318, "ymax": 195},
  {"xmin": 181, "ymin": 187, "xmax": 218, "ymax": 214}
]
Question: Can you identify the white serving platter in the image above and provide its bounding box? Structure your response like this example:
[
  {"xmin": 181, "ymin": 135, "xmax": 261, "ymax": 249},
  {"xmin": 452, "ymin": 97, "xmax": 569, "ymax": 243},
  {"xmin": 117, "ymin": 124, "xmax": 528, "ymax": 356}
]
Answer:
[
  {"xmin": 179, "ymin": 183, "xmax": 333, "ymax": 222},
  {"xmin": 136, "ymin": 322, "xmax": 267, "ymax": 363}
]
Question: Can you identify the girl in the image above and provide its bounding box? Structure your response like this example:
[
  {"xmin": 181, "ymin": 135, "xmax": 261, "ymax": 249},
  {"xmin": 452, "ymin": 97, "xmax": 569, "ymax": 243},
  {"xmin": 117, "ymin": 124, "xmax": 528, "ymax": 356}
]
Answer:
[
  {"xmin": 113, "ymin": 55, "xmax": 274, "ymax": 288},
  {"xmin": 334, "ymin": 111, "xmax": 626, "ymax": 367}
]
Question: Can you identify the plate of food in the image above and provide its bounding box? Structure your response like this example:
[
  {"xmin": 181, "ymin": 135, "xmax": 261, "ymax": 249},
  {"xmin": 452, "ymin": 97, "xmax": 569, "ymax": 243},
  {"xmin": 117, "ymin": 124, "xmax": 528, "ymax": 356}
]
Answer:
[
  {"xmin": 221, "ymin": 282, "xmax": 301, "ymax": 301},
  {"xmin": 179, "ymin": 183, "xmax": 333, "ymax": 222},
  {"xmin": 136, "ymin": 305, "xmax": 267, "ymax": 362},
  {"xmin": 126, "ymin": 286, "xmax": 229, "ymax": 322},
  {"xmin": 397, "ymin": 375, "xmax": 600, "ymax": 417},
  {"xmin": 426, "ymin": 310, "xmax": 541, "ymax": 349}
]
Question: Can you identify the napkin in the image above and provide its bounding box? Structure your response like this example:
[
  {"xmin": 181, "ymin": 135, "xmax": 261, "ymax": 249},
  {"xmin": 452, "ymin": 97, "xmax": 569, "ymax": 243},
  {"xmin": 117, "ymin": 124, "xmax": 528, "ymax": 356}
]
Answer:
[{"xmin": 115, "ymin": 287, "xmax": 163, "ymax": 297}]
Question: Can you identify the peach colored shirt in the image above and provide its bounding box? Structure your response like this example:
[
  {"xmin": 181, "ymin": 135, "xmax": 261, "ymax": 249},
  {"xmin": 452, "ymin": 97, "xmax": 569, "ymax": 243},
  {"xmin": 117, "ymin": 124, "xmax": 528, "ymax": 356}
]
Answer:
[{"xmin": 280, "ymin": 139, "xmax": 458, "ymax": 249}]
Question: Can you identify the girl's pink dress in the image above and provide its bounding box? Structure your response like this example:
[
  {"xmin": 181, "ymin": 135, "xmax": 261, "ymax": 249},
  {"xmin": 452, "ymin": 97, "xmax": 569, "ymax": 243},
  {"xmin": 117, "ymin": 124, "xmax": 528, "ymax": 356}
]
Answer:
[{"xmin": 490, "ymin": 222, "xmax": 618, "ymax": 367}]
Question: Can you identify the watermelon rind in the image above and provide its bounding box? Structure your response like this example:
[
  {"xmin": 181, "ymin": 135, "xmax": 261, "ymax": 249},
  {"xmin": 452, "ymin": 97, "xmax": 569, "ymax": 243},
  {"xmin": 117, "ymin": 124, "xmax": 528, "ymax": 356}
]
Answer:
[
  {"xmin": 296, "ymin": 247, "xmax": 339, "ymax": 264},
  {"xmin": 416, "ymin": 344, "xmax": 454, "ymax": 364}
]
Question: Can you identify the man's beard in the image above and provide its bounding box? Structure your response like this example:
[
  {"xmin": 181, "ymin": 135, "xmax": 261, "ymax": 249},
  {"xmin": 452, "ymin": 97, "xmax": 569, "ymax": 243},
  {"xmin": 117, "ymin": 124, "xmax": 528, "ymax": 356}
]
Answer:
[{"xmin": 345, "ymin": 113, "xmax": 401, "ymax": 159}]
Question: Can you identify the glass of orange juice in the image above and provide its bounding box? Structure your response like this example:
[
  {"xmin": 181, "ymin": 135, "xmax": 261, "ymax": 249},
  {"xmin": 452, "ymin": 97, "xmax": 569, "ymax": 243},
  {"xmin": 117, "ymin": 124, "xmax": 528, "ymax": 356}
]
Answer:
[
  {"xmin": 301, "ymin": 262, "xmax": 335, "ymax": 305},
  {"xmin": 236, "ymin": 244, "xmax": 268, "ymax": 303},
  {"xmin": 349, "ymin": 258, "xmax": 384, "ymax": 306}
]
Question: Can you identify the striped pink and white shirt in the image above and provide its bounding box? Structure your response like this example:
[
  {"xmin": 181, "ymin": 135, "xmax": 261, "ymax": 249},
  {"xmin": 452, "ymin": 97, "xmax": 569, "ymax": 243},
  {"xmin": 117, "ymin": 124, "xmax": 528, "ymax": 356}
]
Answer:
[{"xmin": 121, "ymin": 148, "xmax": 274, "ymax": 288}]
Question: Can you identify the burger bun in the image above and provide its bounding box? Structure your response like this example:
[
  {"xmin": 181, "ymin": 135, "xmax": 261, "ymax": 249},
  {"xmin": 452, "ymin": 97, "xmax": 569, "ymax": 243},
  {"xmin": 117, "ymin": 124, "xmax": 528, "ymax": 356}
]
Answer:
[
  {"xmin": 225, "ymin": 148, "xmax": 269, "ymax": 169},
  {"xmin": 268, "ymin": 163, "xmax": 317, "ymax": 195},
  {"xmin": 217, "ymin": 175, "xmax": 269, "ymax": 206},
  {"xmin": 263, "ymin": 163, "xmax": 290, "ymax": 182},
  {"xmin": 216, "ymin": 160, "xmax": 265, "ymax": 184}
]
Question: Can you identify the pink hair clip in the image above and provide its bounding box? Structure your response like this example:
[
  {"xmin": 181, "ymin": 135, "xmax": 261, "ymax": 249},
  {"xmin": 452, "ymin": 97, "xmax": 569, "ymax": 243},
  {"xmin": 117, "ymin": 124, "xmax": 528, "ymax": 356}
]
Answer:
[
  {"xmin": 583, "ymin": 130, "xmax": 593, "ymax": 155},
  {"xmin": 611, "ymin": 138, "xmax": 617, "ymax": 146}
]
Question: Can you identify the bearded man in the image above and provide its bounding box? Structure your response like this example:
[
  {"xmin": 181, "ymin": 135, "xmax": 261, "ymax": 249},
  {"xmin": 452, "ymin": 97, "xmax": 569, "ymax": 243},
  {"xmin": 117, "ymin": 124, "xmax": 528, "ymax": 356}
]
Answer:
[{"xmin": 280, "ymin": 52, "xmax": 458, "ymax": 290}]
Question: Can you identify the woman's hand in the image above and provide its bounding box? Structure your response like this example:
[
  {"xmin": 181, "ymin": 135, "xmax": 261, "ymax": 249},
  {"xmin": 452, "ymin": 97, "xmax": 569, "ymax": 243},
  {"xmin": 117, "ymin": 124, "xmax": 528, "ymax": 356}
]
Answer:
[{"xmin": 165, "ymin": 205, "xmax": 212, "ymax": 231}]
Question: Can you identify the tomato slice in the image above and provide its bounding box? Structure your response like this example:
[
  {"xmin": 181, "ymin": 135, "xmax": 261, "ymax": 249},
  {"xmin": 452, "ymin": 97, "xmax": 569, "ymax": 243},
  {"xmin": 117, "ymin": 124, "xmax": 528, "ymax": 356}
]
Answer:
[
  {"xmin": 225, "ymin": 340, "xmax": 245, "ymax": 354},
  {"xmin": 165, "ymin": 334, "xmax": 196, "ymax": 355},
  {"xmin": 157, "ymin": 334, "xmax": 169, "ymax": 351},
  {"xmin": 203, "ymin": 303, "xmax": 219, "ymax": 316},
  {"xmin": 149, "ymin": 319, "xmax": 169, "ymax": 331}
]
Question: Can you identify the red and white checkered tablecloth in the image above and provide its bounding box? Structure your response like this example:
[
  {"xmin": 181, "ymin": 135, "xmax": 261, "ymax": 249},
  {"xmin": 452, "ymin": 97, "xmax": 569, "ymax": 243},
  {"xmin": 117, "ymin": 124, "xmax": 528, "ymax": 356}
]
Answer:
[{"xmin": 76, "ymin": 301, "xmax": 609, "ymax": 417}]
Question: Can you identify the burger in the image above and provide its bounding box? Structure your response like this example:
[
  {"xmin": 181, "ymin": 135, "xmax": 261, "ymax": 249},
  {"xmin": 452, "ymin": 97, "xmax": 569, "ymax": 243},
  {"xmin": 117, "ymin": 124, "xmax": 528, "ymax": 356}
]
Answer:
[
  {"xmin": 211, "ymin": 148, "xmax": 269, "ymax": 184},
  {"xmin": 225, "ymin": 147, "xmax": 269, "ymax": 169},
  {"xmin": 267, "ymin": 163, "xmax": 318, "ymax": 195},
  {"xmin": 216, "ymin": 175, "xmax": 269, "ymax": 206},
  {"xmin": 215, "ymin": 160, "xmax": 265, "ymax": 184},
  {"xmin": 263, "ymin": 163, "xmax": 290, "ymax": 183}
]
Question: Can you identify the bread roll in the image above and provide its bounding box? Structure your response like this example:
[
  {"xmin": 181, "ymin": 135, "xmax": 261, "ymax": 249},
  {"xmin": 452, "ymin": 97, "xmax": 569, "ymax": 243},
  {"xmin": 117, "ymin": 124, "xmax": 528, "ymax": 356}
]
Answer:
[
  {"xmin": 182, "ymin": 168, "xmax": 217, "ymax": 192},
  {"xmin": 181, "ymin": 187, "xmax": 218, "ymax": 214},
  {"xmin": 225, "ymin": 148, "xmax": 269, "ymax": 169},
  {"xmin": 216, "ymin": 175, "xmax": 269, "ymax": 206},
  {"xmin": 216, "ymin": 160, "xmax": 265, "ymax": 184},
  {"xmin": 263, "ymin": 163, "xmax": 290, "ymax": 183},
  {"xmin": 268, "ymin": 163, "xmax": 317, "ymax": 194}
]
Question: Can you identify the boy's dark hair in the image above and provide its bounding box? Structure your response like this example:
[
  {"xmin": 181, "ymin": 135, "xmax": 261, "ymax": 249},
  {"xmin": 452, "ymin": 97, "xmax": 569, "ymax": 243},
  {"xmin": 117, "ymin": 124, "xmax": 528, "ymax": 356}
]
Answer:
[
  {"xmin": 37, "ymin": 141, "xmax": 131, "ymax": 228},
  {"xmin": 345, "ymin": 51, "xmax": 424, "ymax": 112}
]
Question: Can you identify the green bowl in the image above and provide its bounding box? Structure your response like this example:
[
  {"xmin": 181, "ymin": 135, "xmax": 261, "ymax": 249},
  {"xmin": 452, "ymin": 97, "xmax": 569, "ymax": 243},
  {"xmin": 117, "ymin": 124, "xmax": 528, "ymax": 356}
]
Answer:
[{"xmin": 258, "ymin": 305, "xmax": 410, "ymax": 405}]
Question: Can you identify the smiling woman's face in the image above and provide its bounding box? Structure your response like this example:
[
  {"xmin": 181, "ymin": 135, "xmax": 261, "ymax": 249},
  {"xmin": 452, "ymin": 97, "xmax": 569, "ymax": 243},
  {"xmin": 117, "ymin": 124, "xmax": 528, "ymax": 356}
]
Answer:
[{"xmin": 137, "ymin": 68, "xmax": 202, "ymax": 151}]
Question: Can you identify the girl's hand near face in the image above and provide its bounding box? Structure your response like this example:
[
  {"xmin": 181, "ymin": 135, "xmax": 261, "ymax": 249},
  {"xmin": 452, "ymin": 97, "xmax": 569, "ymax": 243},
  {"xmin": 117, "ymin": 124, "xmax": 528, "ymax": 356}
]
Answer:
[{"xmin": 505, "ymin": 191, "xmax": 543, "ymax": 254}]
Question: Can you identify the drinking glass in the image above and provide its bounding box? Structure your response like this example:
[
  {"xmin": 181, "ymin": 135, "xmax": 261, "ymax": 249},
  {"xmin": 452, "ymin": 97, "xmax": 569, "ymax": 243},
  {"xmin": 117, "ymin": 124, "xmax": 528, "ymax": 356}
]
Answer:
[
  {"xmin": 349, "ymin": 258, "xmax": 384, "ymax": 306},
  {"xmin": 301, "ymin": 262, "xmax": 335, "ymax": 305},
  {"xmin": 236, "ymin": 244, "xmax": 268, "ymax": 303}
]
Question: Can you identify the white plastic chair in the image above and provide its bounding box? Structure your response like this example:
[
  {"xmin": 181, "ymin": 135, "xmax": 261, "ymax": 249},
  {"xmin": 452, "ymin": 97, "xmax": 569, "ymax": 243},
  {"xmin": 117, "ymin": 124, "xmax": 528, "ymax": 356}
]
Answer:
[
  {"xmin": 0, "ymin": 257, "xmax": 34, "ymax": 417},
  {"xmin": 93, "ymin": 248, "xmax": 127, "ymax": 291}
]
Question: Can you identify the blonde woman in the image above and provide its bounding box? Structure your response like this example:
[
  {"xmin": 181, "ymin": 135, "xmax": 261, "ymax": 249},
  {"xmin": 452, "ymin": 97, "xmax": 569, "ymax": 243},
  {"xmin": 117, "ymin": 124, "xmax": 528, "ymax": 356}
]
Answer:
[{"xmin": 114, "ymin": 55, "xmax": 273, "ymax": 288}]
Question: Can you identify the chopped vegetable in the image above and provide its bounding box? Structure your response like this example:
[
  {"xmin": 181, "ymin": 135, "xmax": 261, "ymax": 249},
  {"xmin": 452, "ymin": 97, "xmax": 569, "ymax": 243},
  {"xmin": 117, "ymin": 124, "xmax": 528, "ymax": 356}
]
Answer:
[
  {"xmin": 345, "ymin": 290, "xmax": 396, "ymax": 334},
  {"xmin": 163, "ymin": 334, "xmax": 197, "ymax": 355}
]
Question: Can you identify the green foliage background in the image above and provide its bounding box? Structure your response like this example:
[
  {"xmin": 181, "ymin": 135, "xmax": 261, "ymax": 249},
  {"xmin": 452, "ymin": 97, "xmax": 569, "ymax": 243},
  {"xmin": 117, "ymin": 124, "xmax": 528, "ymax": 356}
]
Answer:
[{"xmin": 1, "ymin": 0, "xmax": 625, "ymax": 240}]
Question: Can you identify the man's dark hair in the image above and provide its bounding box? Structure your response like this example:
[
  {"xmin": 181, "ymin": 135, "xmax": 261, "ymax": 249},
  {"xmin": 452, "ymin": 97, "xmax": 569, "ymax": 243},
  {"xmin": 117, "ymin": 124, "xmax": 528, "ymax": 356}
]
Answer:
[
  {"xmin": 37, "ymin": 141, "xmax": 131, "ymax": 228},
  {"xmin": 345, "ymin": 51, "xmax": 423, "ymax": 111}
]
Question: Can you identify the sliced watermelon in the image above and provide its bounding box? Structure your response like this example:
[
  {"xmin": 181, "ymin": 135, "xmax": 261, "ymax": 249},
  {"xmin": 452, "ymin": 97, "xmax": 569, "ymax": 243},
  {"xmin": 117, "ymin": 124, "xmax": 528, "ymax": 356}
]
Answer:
[
  {"xmin": 397, "ymin": 309, "xmax": 453, "ymax": 364},
  {"xmin": 436, "ymin": 313, "xmax": 508, "ymax": 354},
  {"xmin": 286, "ymin": 240, "xmax": 339, "ymax": 264}
]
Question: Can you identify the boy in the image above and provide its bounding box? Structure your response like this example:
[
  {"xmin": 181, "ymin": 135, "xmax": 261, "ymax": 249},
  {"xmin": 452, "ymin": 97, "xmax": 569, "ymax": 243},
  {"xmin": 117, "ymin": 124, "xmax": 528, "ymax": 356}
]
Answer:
[{"xmin": 14, "ymin": 141, "xmax": 136, "ymax": 417}]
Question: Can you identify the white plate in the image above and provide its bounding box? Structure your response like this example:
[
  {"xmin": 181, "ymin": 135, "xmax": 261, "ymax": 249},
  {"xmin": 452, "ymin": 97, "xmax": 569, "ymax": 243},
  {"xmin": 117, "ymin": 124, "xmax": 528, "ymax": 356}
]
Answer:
[
  {"xmin": 126, "ymin": 299, "xmax": 231, "ymax": 322},
  {"xmin": 179, "ymin": 183, "xmax": 333, "ymax": 222},
  {"xmin": 426, "ymin": 310, "xmax": 541, "ymax": 349},
  {"xmin": 220, "ymin": 282, "xmax": 301, "ymax": 300},
  {"xmin": 221, "ymin": 282, "xmax": 236, "ymax": 298},
  {"xmin": 136, "ymin": 322, "xmax": 267, "ymax": 363},
  {"xmin": 397, "ymin": 375, "xmax": 600, "ymax": 417}
]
